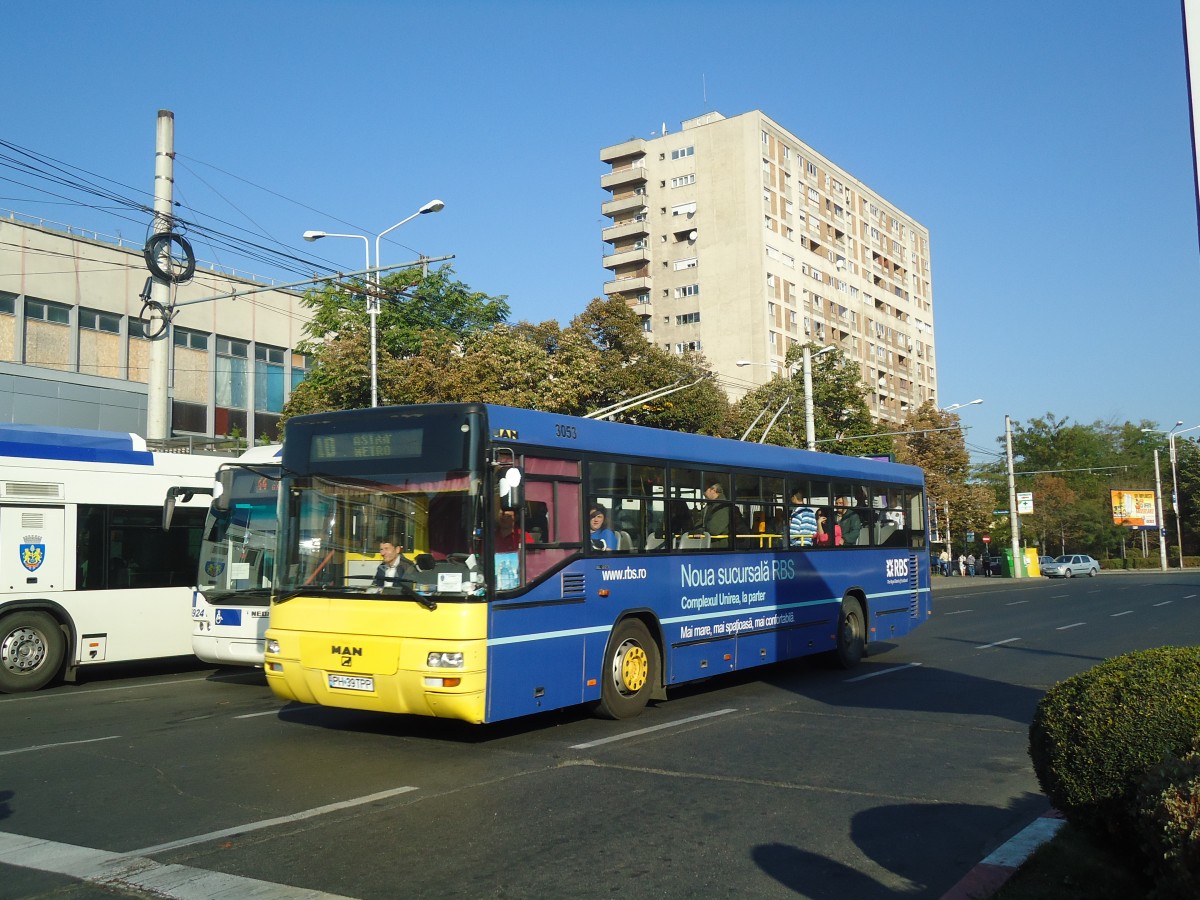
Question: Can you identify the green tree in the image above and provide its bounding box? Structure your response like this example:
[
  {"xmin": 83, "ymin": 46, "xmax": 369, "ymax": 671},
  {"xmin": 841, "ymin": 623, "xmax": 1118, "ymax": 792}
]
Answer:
[
  {"xmin": 383, "ymin": 322, "xmax": 602, "ymax": 413},
  {"xmin": 566, "ymin": 297, "xmax": 731, "ymax": 435},
  {"xmin": 732, "ymin": 343, "xmax": 889, "ymax": 455},
  {"xmin": 894, "ymin": 402, "xmax": 993, "ymax": 550},
  {"xmin": 979, "ymin": 413, "xmax": 1152, "ymax": 559},
  {"xmin": 285, "ymin": 265, "xmax": 510, "ymax": 418},
  {"xmin": 290, "ymin": 296, "xmax": 730, "ymax": 436},
  {"xmin": 1171, "ymin": 436, "xmax": 1200, "ymax": 557},
  {"xmin": 1018, "ymin": 474, "xmax": 1077, "ymax": 556}
]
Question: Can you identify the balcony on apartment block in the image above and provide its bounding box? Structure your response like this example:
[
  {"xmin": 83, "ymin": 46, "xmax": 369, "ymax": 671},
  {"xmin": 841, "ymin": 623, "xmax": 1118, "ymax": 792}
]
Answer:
[
  {"xmin": 603, "ymin": 275, "xmax": 652, "ymax": 296},
  {"xmin": 602, "ymin": 192, "xmax": 649, "ymax": 218},
  {"xmin": 600, "ymin": 139, "xmax": 647, "ymax": 164},
  {"xmin": 602, "ymin": 218, "xmax": 650, "ymax": 243},
  {"xmin": 602, "ymin": 246, "xmax": 650, "ymax": 271},
  {"xmin": 601, "ymin": 164, "xmax": 648, "ymax": 191}
]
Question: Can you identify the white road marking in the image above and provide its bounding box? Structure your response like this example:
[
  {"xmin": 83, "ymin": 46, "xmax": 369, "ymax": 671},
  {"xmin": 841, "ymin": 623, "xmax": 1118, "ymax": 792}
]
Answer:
[
  {"xmin": 0, "ymin": 735, "xmax": 120, "ymax": 756},
  {"xmin": 1006, "ymin": 600, "xmax": 1028, "ymax": 606},
  {"xmin": 235, "ymin": 709, "xmax": 283, "ymax": 719},
  {"xmin": 942, "ymin": 609, "xmax": 972, "ymax": 615},
  {"xmin": 844, "ymin": 662, "xmax": 922, "ymax": 683},
  {"xmin": 571, "ymin": 708, "xmax": 736, "ymax": 749},
  {"xmin": 130, "ymin": 786, "xmax": 419, "ymax": 856},
  {"xmin": 1184, "ymin": 594, "xmax": 1197, "ymax": 599},
  {"xmin": 1056, "ymin": 622, "xmax": 1086, "ymax": 631},
  {"xmin": 0, "ymin": 675, "xmax": 212, "ymax": 704},
  {"xmin": 1110, "ymin": 610, "xmax": 1133, "ymax": 617},
  {"xmin": 975, "ymin": 638, "xmax": 1020, "ymax": 650},
  {"xmin": 1154, "ymin": 600, "xmax": 1174, "ymax": 607},
  {"xmin": 0, "ymin": 831, "xmax": 354, "ymax": 899}
]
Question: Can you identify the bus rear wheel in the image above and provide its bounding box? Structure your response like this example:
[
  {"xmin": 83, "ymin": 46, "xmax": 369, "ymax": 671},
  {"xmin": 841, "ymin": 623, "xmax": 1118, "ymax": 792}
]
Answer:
[
  {"xmin": 832, "ymin": 596, "xmax": 865, "ymax": 669},
  {"xmin": 0, "ymin": 611, "xmax": 65, "ymax": 693},
  {"xmin": 596, "ymin": 618, "xmax": 659, "ymax": 720}
]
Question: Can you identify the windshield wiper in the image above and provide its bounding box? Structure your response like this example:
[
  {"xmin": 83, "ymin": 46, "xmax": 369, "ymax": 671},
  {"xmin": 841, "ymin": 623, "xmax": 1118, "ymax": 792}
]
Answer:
[{"xmin": 201, "ymin": 587, "xmax": 271, "ymax": 603}]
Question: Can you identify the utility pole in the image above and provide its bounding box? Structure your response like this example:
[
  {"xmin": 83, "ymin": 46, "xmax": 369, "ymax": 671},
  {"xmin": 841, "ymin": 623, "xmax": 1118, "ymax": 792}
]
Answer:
[
  {"xmin": 1153, "ymin": 448, "xmax": 1168, "ymax": 571},
  {"xmin": 146, "ymin": 110, "xmax": 175, "ymax": 441},
  {"xmin": 1005, "ymin": 415, "xmax": 1022, "ymax": 577}
]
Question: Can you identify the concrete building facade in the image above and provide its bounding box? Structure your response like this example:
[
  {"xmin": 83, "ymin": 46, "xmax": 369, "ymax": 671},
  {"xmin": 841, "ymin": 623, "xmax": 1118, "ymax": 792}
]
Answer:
[
  {"xmin": 600, "ymin": 110, "xmax": 936, "ymax": 423},
  {"xmin": 0, "ymin": 212, "xmax": 311, "ymax": 441}
]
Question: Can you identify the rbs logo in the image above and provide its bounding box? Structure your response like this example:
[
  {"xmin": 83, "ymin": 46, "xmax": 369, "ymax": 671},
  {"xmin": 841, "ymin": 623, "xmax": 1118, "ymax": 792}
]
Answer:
[{"xmin": 885, "ymin": 558, "xmax": 910, "ymax": 578}]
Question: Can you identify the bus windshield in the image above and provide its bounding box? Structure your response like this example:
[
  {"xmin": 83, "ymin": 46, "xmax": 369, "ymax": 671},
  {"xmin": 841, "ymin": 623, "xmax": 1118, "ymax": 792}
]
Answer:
[
  {"xmin": 276, "ymin": 410, "xmax": 486, "ymax": 601},
  {"xmin": 199, "ymin": 463, "xmax": 281, "ymax": 602}
]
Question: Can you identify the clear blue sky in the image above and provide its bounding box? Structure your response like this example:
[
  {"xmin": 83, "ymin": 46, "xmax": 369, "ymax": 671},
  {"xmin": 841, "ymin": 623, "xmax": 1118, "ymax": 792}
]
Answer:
[{"xmin": 4, "ymin": 1, "xmax": 1196, "ymax": 462}]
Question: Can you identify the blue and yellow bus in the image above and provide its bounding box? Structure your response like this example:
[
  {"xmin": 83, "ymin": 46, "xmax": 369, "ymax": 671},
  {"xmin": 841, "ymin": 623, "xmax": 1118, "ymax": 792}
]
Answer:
[{"xmin": 264, "ymin": 403, "xmax": 930, "ymax": 723}]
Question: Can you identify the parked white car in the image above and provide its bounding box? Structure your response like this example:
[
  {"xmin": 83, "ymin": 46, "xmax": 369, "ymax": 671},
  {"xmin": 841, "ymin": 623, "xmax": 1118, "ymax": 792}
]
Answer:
[{"xmin": 1042, "ymin": 554, "xmax": 1100, "ymax": 578}]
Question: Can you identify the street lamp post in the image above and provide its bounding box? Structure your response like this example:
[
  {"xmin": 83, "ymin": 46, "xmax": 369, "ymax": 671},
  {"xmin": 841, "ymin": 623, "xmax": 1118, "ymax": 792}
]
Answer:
[
  {"xmin": 803, "ymin": 345, "xmax": 836, "ymax": 450},
  {"xmin": 304, "ymin": 199, "xmax": 444, "ymax": 408},
  {"xmin": 1153, "ymin": 447, "xmax": 1169, "ymax": 571}
]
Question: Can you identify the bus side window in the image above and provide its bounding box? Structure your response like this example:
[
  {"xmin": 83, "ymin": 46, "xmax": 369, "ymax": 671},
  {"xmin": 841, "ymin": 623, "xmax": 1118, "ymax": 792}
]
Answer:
[
  {"xmin": 907, "ymin": 491, "xmax": 926, "ymax": 549},
  {"xmin": 670, "ymin": 466, "xmax": 707, "ymax": 550},
  {"xmin": 523, "ymin": 456, "xmax": 582, "ymax": 582}
]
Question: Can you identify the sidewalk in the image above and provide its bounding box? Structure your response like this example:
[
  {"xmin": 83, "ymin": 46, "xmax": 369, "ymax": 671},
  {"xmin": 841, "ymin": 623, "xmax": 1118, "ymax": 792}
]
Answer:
[{"xmin": 939, "ymin": 809, "xmax": 1066, "ymax": 899}]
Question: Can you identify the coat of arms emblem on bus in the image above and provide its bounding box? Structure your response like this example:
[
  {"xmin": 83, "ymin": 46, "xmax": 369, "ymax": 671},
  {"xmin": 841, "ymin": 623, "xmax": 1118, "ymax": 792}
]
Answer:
[
  {"xmin": 20, "ymin": 534, "xmax": 46, "ymax": 572},
  {"xmin": 204, "ymin": 559, "xmax": 226, "ymax": 579}
]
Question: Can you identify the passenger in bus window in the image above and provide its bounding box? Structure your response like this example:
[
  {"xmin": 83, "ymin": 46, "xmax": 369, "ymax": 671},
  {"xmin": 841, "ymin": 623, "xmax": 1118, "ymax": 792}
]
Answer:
[
  {"xmin": 814, "ymin": 507, "xmax": 843, "ymax": 546},
  {"xmin": 788, "ymin": 492, "xmax": 818, "ymax": 547},
  {"xmin": 702, "ymin": 480, "xmax": 737, "ymax": 547},
  {"xmin": 835, "ymin": 493, "xmax": 866, "ymax": 546},
  {"xmin": 669, "ymin": 500, "xmax": 694, "ymax": 537},
  {"xmin": 373, "ymin": 536, "xmax": 414, "ymax": 586},
  {"xmin": 589, "ymin": 504, "xmax": 618, "ymax": 551}
]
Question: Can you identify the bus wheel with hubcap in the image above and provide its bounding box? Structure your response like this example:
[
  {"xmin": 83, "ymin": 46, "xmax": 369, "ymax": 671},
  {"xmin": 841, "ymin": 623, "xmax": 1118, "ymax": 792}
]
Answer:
[
  {"xmin": 0, "ymin": 611, "xmax": 65, "ymax": 693},
  {"xmin": 596, "ymin": 618, "xmax": 659, "ymax": 720},
  {"xmin": 833, "ymin": 596, "xmax": 865, "ymax": 669}
]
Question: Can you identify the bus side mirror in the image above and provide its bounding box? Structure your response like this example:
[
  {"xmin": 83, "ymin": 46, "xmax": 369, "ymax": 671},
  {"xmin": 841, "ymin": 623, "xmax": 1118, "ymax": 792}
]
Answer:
[
  {"xmin": 499, "ymin": 466, "xmax": 524, "ymax": 511},
  {"xmin": 162, "ymin": 485, "xmax": 213, "ymax": 531}
]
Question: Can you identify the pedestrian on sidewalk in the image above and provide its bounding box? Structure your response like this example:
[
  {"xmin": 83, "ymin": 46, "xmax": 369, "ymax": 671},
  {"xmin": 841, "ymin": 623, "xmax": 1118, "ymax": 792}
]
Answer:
[
  {"xmin": 958, "ymin": 553, "xmax": 966, "ymax": 576},
  {"xmin": 967, "ymin": 553, "xmax": 976, "ymax": 576}
]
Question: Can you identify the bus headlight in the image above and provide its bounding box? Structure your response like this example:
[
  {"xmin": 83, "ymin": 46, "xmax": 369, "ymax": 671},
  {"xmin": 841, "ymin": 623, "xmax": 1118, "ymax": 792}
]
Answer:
[
  {"xmin": 267, "ymin": 639, "xmax": 280, "ymax": 654},
  {"xmin": 427, "ymin": 651, "xmax": 464, "ymax": 668}
]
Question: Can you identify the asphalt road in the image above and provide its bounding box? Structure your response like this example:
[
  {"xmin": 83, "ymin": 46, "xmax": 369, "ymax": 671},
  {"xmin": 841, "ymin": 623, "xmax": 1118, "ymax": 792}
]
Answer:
[{"xmin": 2, "ymin": 570, "xmax": 1197, "ymax": 899}]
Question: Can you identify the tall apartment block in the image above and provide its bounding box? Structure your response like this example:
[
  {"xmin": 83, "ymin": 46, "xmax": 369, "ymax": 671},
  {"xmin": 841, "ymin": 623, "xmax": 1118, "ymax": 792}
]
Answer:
[{"xmin": 600, "ymin": 110, "xmax": 936, "ymax": 423}]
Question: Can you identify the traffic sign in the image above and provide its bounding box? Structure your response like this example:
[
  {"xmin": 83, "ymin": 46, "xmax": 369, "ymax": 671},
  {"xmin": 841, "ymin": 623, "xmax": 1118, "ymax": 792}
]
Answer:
[{"xmin": 982, "ymin": 535, "xmax": 991, "ymax": 543}]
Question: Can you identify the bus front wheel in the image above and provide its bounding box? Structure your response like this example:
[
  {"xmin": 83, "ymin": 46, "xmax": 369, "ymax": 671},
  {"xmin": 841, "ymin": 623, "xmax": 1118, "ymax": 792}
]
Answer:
[
  {"xmin": 596, "ymin": 618, "xmax": 659, "ymax": 720},
  {"xmin": 0, "ymin": 611, "xmax": 66, "ymax": 693},
  {"xmin": 833, "ymin": 597, "xmax": 865, "ymax": 669}
]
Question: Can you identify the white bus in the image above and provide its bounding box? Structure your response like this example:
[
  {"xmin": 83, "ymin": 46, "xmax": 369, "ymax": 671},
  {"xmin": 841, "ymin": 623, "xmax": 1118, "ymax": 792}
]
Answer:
[
  {"xmin": 0, "ymin": 425, "xmax": 224, "ymax": 692},
  {"xmin": 189, "ymin": 444, "xmax": 282, "ymax": 667}
]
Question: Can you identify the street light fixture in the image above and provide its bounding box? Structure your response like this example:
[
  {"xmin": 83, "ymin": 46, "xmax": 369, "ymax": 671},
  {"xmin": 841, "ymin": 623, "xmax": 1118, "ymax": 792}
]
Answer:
[
  {"xmin": 941, "ymin": 399, "xmax": 983, "ymax": 412},
  {"xmin": 303, "ymin": 199, "xmax": 444, "ymax": 408}
]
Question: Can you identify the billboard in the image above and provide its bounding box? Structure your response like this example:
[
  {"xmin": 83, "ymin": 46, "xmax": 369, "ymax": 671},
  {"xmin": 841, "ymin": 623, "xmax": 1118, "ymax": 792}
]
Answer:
[{"xmin": 1110, "ymin": 490, "xmax": 1157, "ymax": 528}]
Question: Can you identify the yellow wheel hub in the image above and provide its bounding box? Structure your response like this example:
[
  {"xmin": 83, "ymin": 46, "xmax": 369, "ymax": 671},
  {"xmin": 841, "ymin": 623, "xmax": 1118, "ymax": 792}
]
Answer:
[{"xmin": 620, "ymin": 644, "xmax": 648, "ymax": 693}]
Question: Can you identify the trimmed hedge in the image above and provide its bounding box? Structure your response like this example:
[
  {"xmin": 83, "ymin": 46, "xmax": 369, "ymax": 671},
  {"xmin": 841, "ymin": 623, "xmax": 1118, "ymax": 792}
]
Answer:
[
  {"xmin": 1135, "ymin": 742, "xmax": 1200, "ymax": 899},
  {"xmin": 1028, "ymin": 647, "xmax": 1200, "ymax": 845},
  {"xmin": 1101, "ymin": 557, "xmax": 1200, "ymax": 570}
]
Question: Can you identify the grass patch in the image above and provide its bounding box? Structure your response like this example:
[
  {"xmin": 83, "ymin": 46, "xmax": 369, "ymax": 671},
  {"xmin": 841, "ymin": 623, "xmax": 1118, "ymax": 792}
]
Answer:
[{"xmin": 991, "ymin": 822, "xmax": 1146, "ymax": 899}]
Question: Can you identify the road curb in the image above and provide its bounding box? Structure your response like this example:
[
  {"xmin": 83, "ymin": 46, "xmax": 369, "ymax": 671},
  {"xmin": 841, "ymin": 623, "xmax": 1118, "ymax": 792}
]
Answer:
[{"xmin": 939, "ymin": 809, "xmax": 1066, "ymax": 900}]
